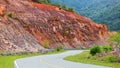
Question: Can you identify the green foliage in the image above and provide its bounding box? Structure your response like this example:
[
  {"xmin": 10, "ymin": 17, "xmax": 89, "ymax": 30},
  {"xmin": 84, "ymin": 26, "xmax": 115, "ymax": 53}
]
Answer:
[
  {"xmin": 7, "ymin": 13, "xmax": 14, "ymax": 18},
  {"xmin": 35, "ymin": 0, "xmax": 51, "ymax": 4},
  {"xmin": 67, "ymin": 7, "xmax": 74, "ymax": 12},
  {"xmin": 60, "ymin": 5, "xmax": 74, "ymax": 12},
  {"xmin": 64, "ymin": 51, "xmax": 120, "ymax": 68},
  {"xmin": 0, "ymin": 51, "xmax": 65, "ymax": 68},
  {"xmin": 41, "ymin": 40, "xmax": 49, "ymax": 48},
  {"xmin": 51, "ymin": 3, "xmax": 61, "ymax": 7},
  {"xmin": 110, "ymin": 32, "xmax": 120, "ymax": 43},
  {"xmin": 61, "ymin": 5, "xmax": 67, "ymax": 9},
  {"xmin": 51, "ymin": 0, "xmax": 120, "ymax": 31},
  {"xmin": 104, "ymin": 55, "xmax": 116, "ymax": 62},
  {"xmin": 102, "ymin": 45, "xmax": 112, "ymax": 52},
  {"xmin": 55, "ymin": 45, "xmax": 64, "ymax": 51},
  {"xmin": 90, "ymin": 45, "xmax": 102, "ymax": 56},
  {"xmin": 34, "ymin": 0, "xmax": 74, "ymax": 12}
]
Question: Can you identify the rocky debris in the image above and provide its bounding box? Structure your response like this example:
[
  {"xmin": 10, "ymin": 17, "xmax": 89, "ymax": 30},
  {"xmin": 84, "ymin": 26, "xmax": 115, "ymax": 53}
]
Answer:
[
  {"xmin": 0, "ymin": 0, "xmax": 110, "ymax": 52},
  {"xmin": 0, "ymin": 4, "xmax": 5, "ymax": 15}
]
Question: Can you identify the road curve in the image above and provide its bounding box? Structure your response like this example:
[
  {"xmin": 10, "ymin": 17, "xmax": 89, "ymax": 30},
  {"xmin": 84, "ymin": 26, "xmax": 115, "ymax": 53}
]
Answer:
[{"xmin": 14, "ymin": 50, "xmax": 109, "ymax": 68}]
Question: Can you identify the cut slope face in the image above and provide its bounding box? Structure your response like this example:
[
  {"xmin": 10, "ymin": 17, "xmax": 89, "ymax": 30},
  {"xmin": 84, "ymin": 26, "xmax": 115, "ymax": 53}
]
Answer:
[{"xmin": 0, "ymin": 0, "xmax": 109, "ymax": 52}]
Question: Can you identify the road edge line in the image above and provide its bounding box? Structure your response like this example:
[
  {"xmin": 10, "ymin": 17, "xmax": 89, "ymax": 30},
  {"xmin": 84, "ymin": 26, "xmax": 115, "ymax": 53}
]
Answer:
[{"xmin": 14, "ymin": 60, "xmax": 19, "ymax": 68}]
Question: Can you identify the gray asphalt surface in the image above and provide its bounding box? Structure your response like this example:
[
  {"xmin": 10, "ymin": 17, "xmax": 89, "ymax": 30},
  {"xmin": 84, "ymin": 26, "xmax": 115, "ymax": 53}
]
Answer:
[{"xmin": 15, "ymin": 50, "xmax": 109, "ymax": 68}]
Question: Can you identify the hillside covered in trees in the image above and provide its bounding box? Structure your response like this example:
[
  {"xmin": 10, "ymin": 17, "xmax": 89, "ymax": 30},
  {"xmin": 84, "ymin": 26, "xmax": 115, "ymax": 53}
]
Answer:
[{"xmin": 51, "ymin": 0, "xmax": 120, "ymax": 31}]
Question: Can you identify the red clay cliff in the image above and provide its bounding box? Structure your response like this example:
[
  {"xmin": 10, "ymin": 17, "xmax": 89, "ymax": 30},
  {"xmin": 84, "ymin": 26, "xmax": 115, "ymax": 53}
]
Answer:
[{"xmin": 0, "ymin": 0, "xmax": 109, "ymax": 52}]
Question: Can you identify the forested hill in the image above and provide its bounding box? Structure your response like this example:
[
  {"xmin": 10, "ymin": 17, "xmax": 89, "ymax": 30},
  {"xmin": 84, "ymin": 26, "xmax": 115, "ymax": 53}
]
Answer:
[{"xmin": 50, "ymin": 0, "xmax": 120, "ymax": 31}]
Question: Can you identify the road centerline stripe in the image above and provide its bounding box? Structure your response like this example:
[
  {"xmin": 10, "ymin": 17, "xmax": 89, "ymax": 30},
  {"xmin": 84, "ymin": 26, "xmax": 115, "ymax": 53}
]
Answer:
[{"xmin": 40, "ymin": 59, "xmax": 64, "ymax": 68}]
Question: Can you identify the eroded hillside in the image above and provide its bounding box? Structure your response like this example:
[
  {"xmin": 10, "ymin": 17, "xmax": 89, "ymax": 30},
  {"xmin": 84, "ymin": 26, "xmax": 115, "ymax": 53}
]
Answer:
[{"xmin": 0, "ymin": 0, "xmax": 109, "ymax": 52}]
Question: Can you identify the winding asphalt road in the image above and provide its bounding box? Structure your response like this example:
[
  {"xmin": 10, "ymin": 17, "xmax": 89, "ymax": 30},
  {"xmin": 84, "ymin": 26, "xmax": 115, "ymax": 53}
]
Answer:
[{"xmin": 14, "ymin": 50, "xmax": 109, "ymax": 68}]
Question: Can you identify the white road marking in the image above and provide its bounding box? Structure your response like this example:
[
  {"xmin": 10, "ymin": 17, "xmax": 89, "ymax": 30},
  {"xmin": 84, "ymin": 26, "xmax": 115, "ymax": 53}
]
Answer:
[{"xmin": 14, "ymin": 61, "xmax": 19, "ymax": 68}]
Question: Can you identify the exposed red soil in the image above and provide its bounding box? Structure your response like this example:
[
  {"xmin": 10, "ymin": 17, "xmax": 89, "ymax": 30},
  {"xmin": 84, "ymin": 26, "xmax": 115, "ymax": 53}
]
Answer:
[{"xmin": 0, "ymin": 0, "xmax": 110, "ymax": 52}]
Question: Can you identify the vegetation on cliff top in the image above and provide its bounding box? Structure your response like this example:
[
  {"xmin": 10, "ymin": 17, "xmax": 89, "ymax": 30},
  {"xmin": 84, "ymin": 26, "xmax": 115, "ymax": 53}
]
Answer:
[
  {"xmin": 32, "ymin": 0, "xmax": 74, "ymax": 11},
  {"xmin": 51, "ymin": 0, "xmax": 120, "ymax": 31}
]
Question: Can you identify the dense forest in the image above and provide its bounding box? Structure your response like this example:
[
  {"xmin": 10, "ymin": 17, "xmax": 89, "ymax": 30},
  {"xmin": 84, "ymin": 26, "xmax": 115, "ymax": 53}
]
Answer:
[{"xmin": 50, "ymin": 0, "xmax": 120, "ymax": 31}]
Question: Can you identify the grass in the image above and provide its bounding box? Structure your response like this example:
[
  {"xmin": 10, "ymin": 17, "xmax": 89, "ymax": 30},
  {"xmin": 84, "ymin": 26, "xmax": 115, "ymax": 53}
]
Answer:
[
  {"xmin": 0, "ymin": 50, "xmax": 65, "ymax": 68},
  {"xmin": 64, "ymin": 51, "xmax": 120, "ymax": 68}
]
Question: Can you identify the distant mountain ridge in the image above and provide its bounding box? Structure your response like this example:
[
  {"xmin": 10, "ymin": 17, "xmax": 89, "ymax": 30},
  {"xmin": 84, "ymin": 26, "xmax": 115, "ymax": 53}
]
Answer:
[{"xmin": 51, "ymin": 0, "xmax": 120, "ymax": 31}]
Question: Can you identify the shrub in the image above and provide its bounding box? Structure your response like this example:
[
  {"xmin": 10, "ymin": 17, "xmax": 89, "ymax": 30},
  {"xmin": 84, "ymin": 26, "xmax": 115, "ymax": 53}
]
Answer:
[
  {"xmin": 102, "ymin": 45, "xmax": 112, "ymax": 53},
  {"xmin": 61, "ymin": 5, "xmax": 67, "ymax": 9},
  {"xmin": 7, "ymin": 13, "xmax": 14, "ymax": 18},
  {"xmin": 110, "ymin": 32, "xmax": 120, "ymax": 43},
  {"xmin": 67, "ymin": 8, "xmax": 74, "ymax": 12},
  {"xmin": 55, "ymin": 45, "xmax": 64, "ymax": 52},
  {"xmin": 33, "ymin": 0, "xmax": 74, "ymax": 12},
  {"xmin": 90, "ymin": 45, "xmax": 102, "ymax": 56},
  {"xmin": 105, "ymin": 55, "xmax": 116, "ymax": 62},
  {"xmin": 34, "ymin": 0, "xmax": 51, "ymax": 4},
  {"xmin": 51, "ymin": 4, "xmax": 61, "ymax": 7},
  {"xmin": 41, "ymin": 40, "xmax": 49, "ymax": 48}
]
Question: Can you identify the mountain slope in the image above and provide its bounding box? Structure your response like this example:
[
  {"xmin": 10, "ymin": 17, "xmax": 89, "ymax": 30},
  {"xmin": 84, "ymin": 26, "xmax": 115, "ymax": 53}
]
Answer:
[
  {"xmin": 0, "ymin": 0, "xmax": 109, "ymax": 52},
  {"xmin": 51, "ymin": 0, "xmax": 120, "ymax": 31}
]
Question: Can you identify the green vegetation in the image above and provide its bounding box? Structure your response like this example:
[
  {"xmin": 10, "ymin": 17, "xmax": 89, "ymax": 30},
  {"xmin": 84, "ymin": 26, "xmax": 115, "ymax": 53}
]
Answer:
[
  {"xmin": 64, "ymin": 43, "xmax": 119, "ymax": 68},
  {"xmin": 102, "ymin": 45, "xmax": 112, "ymax": 53},
  {"xmin": 7, "ymin": 13, "xmax": 16, "ymax": 18},
  {"xmin": 36, "ymin": 0, "xmax": 51, "ymax": 4},
  {"xmin": 110, "ymin": 32, "xmax": 120, "ymax": 43},
  {"xmin": 0, "ymin": 50, "xmax": 65, "ymax": 68},
  {"xmin": 51, "ymin": 3, "xmax": 61, "ymax": 7},
  {"xmin": 55, "ymin": 45, "xmax": 64, "ymax": 52},
  {"xmin": 90, "ymin": 45, "xmax": 112, "ymax": 56},
  {"xmin": 41, "ymin": 40, "xmax": 49, "ymax": 48},
  {"xmin": 67, "ymin": 7, "xmax": 74, "ymax": 12},
  {"xmin": 0, "ymin": 52, "xmax": 41, "ymax": 68},
  {"xmin": 64, "ymin": 51, "xmax": 120, "ymax": 68},
  {"xmin": 64, "ymin": 30, "xmax": 120, "ymax": 68},
  {"xmin": 104, "ymin": 55, "xmax": 117, "ymax": 62},
  {"xmin": 90, "ymin": 45, "xmax": 102, "ymax": 56},
  {"xmin": 51, "ymin": 0, "xmax": 120, "ymax": 31},
  {"xmin": 33, "ymin": 0, "xmax": 74, "ymax": 12},
  {"xmin": 110, "ymin": 32, "xmax": 120, "ymax": 59}
]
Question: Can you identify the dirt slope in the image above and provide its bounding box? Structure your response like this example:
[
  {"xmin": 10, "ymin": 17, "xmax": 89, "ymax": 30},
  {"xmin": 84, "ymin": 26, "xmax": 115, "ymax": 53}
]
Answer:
[{"xmin": 0, "ymin": 0, "xmax": 109, "ymax": 52}]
